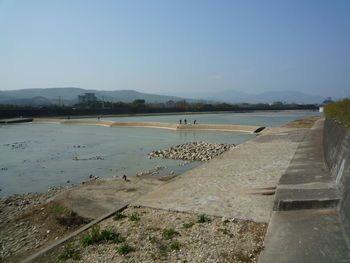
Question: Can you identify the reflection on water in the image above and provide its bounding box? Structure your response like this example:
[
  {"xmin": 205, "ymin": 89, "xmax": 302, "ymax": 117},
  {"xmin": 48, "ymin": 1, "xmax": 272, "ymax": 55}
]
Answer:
[{"xmin": 0, "ymin": 111, "xmax": 319, "ymax": 197}]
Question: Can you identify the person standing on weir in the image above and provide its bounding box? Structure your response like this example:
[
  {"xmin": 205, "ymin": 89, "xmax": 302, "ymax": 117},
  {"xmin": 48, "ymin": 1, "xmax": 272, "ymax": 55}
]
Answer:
[
  {"xmin": 179, "ymin": 119, "xmax": 182, "ymax": 125},
  {"xmin": 194, "ymin": 120, "xmax": 197, "ymax": 124},
  {"xmin": 184, "ymin": 119, "xmax": 187, "ymax": 125}
]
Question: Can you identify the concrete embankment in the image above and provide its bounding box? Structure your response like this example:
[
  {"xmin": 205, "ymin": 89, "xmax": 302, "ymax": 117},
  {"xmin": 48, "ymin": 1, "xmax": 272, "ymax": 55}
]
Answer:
[
  {"xmin": 33, "ymin": 118, "xmax": 263, "ymax": 133},
  {"xmin": 260, "ymin": 119, "xmax": 350, "ymax": 263}
]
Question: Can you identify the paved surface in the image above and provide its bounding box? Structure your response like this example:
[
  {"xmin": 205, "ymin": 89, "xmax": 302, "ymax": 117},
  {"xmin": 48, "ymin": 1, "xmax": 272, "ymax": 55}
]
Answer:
[
  {"xmin": 134, "ymin": 128, "xmax": 308, "ymax": 223},
  {"xmin": 54, "ymin": 177, "xmax": 164, "ymax": 219}
]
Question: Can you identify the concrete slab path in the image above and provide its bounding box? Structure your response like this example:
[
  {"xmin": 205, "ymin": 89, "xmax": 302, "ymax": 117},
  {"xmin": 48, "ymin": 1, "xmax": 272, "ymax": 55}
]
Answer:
[
  {"xmin": 54, "ymin": 177, "xmax": 164, "ymax": 219},
  {"xmin": 134, "ymin": 128, "xmax": 308, "ymax": 223}
]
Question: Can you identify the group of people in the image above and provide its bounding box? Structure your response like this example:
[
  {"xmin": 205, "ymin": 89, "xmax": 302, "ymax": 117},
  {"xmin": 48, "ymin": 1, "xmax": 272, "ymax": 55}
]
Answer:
[{"xmin": 179, "ymin": 119, "xmax": 197, "ymax": 125}]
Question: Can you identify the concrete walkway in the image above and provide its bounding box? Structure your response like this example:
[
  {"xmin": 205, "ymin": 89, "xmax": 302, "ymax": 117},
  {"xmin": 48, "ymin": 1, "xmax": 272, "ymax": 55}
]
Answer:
[{"xmin": 134, "ymin": 128, "xmax": 308, "ymax": 223}]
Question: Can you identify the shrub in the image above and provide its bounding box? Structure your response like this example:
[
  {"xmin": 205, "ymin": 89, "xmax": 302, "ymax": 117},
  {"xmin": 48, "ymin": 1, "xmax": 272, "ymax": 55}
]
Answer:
[{"xmin": 324, "ymin": 99, "xmax": 350, "ymax": 128}]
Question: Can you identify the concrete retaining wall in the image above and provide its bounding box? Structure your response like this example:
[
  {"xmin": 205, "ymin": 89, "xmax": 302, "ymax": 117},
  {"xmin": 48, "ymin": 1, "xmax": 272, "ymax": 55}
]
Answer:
[{"xmin": 323, "ymin": 119, "xmax": 350, "ymax": 240}]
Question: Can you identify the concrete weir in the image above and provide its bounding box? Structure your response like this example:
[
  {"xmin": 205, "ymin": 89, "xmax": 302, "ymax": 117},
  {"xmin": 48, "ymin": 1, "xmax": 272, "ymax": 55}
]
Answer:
[
  {"xmin": 0, "ymin": 118, "xmax": 33, "ymax": 124},
  {"xmin": 33, "ymin": 118, "xmax": 264, "ymax": 133},
  {"xmin": 259, "ymin": 119, "xmax": 350, "ymax": 263}
]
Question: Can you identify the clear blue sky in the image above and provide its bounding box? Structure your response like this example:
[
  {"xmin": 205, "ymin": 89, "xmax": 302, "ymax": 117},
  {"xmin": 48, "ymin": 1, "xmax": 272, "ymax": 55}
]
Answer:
[{"xmin": 1, "ymin": 0, "xmax": 349, "ymax": 98}]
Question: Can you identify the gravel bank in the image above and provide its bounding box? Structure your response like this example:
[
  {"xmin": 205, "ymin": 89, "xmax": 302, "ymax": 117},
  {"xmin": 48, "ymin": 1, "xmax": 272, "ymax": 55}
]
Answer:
[
  {"xmin": 0, "ymin": 187, "xmax": 90, "ymax": 262},
  {"xmin": 39, "ymin": 206, "xmax": 267, "ymax": 263},
  {"xmin": 149, "ymin": 142, "xmax": 234, "ymax": 162}
]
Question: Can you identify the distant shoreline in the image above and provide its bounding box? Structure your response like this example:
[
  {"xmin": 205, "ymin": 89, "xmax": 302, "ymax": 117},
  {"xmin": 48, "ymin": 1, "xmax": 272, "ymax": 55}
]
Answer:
[{"xmin": 33, "ymin": 109, "xmax": 318, "ymax": 120}]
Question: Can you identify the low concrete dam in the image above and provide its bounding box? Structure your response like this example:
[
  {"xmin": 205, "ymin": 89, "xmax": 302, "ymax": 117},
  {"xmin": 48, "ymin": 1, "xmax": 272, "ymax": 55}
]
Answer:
[{"xmin": 32, "ymin": 118, "xmax": 265, "ymax": 133}]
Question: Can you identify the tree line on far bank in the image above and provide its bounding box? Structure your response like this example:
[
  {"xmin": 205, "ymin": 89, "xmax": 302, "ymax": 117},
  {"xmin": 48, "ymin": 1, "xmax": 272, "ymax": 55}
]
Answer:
[{"xmin": 0, "ymin": 100, "xmax": 318, "ymax": 119}]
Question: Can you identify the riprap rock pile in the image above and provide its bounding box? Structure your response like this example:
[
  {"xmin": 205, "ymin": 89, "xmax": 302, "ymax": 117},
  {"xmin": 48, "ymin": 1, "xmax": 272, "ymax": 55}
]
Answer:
[{"xmin": 149, "ymin": 142, "xmax": 234, "ymax": 162}]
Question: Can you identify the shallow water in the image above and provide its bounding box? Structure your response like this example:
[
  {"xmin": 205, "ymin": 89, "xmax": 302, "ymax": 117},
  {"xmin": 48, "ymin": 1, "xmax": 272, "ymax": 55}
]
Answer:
[{"xmin": 0, "ymin": 111, "xmax": 319, "ymax": 197}]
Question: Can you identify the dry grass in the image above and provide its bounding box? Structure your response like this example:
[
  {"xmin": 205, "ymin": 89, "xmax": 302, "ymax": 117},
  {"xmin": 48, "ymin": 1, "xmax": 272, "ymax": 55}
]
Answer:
[{"xmin": 282, "ymin": 116, "xmax": 321, "ymax": 128}]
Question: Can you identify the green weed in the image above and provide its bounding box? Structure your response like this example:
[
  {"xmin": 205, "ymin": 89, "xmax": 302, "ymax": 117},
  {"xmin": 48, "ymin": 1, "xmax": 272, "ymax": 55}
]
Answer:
[
  {"xmin": 81, "ymin": 225, "xmax": 125, "ymax": 247},
  {"xmin": 197, "ymin": 214, "xmax": 211, "ymax": 223},
  {"xmin": 58, "ymin": 243, "xmax": 81, "ymax": 261},
  {"xmin": 128, "ymin": 214, "xmax": 140, "ymax": 221},
  {"xmin": 170, "ymin": 241, "xmax": 182, "ymax": 251},
  {"xmin": 162, "ymin": 228, "xmax": 179, "ymax": 240},
  {"xmin": 117, "ymin": 244, "xmax": 135, "ymax": 255},
  {"xmin": 113, "ymin": 211, "xmax": 127, "ymax": 220}
]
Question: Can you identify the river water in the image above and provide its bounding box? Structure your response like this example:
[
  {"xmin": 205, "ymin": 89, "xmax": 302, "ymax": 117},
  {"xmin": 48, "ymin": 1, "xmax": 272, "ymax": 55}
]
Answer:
[{"xmin": 0, "ymin": 111, "xmax": 318, "ymax": 197}]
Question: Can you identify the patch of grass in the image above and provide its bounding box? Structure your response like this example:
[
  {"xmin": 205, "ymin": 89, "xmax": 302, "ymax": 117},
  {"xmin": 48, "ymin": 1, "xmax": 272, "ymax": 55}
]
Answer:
[
  {"xmin": 52, "ymin": 203, "xmax": 75, "ymax": 216},
  {"xmin": 58, "ymin": 243, "xmax": 81, "ymax": 261},
  {"xmin": 182, "ymin": 222, "xmax": 194, "ymax": 229},
  {"xmin": 197, "ymin": 214, "xmax": 211, "ymax": 223},
  {"xmin": 162, "ymin": 228, "xmax": 180, "ymax": 240},
  {"xmin": 170, "ymin": 241, "xmax": 182, "ymax": 251},
  {"xmin": 117, "ymin": 244, "xmax": 135, "ymax": 255},
  {"xmin": 128, "ymin": 214, "xmax": 140, "ymax": 221},
  {"xmin": 113, "ymin": 211, "xmax": 126, "ymax": 221},
  {"xmin": 81, "ymin": 225, "xmax": 125, "ymax": 247}
]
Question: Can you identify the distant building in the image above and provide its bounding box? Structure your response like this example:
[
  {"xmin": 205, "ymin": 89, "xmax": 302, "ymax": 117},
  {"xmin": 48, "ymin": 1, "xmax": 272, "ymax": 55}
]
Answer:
[{"xmin": 78, "ymin": 93, "xmax": 97, "ymax": 103}]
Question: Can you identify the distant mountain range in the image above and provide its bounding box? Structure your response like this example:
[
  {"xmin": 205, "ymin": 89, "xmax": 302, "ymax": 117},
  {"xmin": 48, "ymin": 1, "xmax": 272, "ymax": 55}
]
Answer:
[
  {"xmin": 0, "ymin": 88, "xmax": 190, "ymax": 106},
  {"xmin": 181, "ymin": 90, "xmax": 326, "ymax": 104},
  {"xmin": 0, "ymin": 87, "xmax": 326, "ymax": 106}
]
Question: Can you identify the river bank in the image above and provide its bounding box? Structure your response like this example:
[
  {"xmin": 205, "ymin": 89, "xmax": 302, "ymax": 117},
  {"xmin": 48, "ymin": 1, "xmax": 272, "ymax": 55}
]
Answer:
[{"xmin": 0, "ymin": 116, "xmax": 320, "ymax": 262}]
